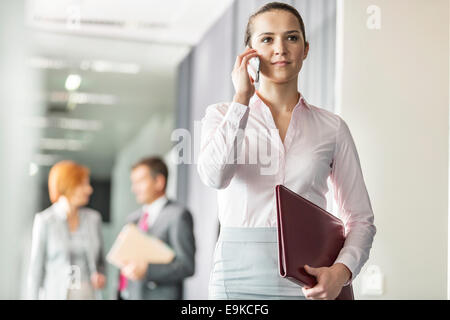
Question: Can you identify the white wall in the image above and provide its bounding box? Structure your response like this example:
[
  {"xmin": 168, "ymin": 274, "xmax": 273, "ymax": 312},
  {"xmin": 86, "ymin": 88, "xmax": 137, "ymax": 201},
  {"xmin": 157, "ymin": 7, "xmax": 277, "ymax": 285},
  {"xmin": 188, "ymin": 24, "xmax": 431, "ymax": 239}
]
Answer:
[
  {"xmin": 337, "ymin": 0, "xmax": 449, "ymax": 299},
  {"xmin": 183, "ymin": 4, "xmax": 235, "ymax": 299},
  {"xmin": 0, "ymin": 0, "xmax": 44, "ymax": 299}
]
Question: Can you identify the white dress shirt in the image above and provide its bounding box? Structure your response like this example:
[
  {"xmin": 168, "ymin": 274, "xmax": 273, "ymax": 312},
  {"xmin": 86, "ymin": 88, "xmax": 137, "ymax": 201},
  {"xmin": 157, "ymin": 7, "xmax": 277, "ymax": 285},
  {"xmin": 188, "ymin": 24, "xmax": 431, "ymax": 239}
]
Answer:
[
  {"xmin": 197, "ymin": 93, "xmax": 376, "ymax": 282},
  {"xmin": 142, "ymin": 195, "xmax": 169, "ymax": 229}
]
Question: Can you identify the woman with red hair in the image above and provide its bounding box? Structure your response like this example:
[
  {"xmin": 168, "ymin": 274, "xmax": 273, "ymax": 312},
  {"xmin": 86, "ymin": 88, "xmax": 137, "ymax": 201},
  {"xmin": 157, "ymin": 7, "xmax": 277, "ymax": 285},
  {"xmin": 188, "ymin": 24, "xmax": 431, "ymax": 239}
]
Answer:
[{"xmin": 27, "ymin": 160, "xmax": 106, "ymax": 299}]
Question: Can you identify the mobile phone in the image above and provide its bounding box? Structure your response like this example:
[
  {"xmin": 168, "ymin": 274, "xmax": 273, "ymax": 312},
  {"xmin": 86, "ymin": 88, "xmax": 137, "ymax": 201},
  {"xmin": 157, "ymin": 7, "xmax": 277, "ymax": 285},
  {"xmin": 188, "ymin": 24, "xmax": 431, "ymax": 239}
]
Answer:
[{"xmin": 247, "ymin": 56, "xmax": 260, "ymax": 83}]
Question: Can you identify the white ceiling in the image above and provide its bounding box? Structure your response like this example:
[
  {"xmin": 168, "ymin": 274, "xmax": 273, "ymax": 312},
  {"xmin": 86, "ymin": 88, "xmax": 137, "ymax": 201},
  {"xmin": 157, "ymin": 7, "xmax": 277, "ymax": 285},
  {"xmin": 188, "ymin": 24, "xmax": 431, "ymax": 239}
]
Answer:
[
  {"xmin": 31, "ymin": 30, "xmax": 191, "ymax": 75},
  {"xmin": 26, "ymin": 0, "xmax": 235, "ymax": 45}
]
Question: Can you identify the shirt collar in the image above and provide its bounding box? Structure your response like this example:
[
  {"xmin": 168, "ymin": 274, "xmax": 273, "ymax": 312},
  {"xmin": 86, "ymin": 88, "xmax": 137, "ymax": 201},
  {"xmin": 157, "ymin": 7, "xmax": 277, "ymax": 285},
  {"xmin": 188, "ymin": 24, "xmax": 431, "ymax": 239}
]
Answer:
[
  {"xmin": 142, "ymin": 194, "xmax": 168, "ymax": 216},
  {"xmin": 298, "ymin": 93, "xmax": 311, "ymax": 110},
  {"xmin": 52, "ymin": 196, "xmax": 70, "ymax": 220},
  {"xmin": 251, "ymin": 92, "xmax": 311, "ymax": 110}
]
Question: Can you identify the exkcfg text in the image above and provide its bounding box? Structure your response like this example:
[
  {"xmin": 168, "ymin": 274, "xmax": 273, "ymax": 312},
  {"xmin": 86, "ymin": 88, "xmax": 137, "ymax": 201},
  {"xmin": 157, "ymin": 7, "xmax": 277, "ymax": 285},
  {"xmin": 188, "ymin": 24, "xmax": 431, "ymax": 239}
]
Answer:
[{"xmin": 180, "ymin": 304, "xmax": 269, "ymax": 317}]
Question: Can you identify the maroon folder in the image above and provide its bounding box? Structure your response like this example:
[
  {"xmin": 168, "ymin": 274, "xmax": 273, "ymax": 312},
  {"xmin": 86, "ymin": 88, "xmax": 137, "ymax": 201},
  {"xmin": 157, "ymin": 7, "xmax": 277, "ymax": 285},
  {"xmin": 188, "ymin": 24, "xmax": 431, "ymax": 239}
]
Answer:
[{"xmin": 276, "ymin": 184, "xmax": 354, "ymax": 300}]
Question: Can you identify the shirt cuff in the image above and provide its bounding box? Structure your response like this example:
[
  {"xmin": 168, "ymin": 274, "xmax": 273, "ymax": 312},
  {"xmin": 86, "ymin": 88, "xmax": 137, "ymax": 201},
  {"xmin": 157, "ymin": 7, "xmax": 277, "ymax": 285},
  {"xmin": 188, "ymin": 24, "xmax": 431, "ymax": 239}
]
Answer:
[
  {"xmin": 334, "ymin": 251, "xmax": 358, "ymax": 286},
  {"xmin": 224, "ymin": 102, "xmax": 249, "ymax": 130}
]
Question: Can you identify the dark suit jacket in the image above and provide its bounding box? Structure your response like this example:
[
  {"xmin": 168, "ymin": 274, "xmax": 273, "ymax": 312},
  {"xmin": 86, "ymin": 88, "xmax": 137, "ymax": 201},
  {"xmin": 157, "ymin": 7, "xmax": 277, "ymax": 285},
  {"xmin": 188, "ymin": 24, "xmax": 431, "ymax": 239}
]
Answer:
[{"xmin": 119, "ymin": 199, "xmax": 195, "ymax": 300}]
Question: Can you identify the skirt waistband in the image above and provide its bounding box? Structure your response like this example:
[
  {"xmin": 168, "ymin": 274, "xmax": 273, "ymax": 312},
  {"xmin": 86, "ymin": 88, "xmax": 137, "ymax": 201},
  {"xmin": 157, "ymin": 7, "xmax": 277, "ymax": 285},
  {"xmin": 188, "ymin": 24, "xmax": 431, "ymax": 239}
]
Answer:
[{"xmin": 218, "ymin": 227, "xmax": 278, "ymax": 242}]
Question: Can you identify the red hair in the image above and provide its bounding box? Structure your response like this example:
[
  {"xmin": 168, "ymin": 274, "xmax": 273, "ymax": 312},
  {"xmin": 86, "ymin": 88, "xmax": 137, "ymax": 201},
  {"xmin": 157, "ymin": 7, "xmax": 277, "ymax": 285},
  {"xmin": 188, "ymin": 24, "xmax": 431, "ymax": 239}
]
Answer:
[{"xmin": 48, "ymin": 160, "xmax": 90, "ymax": 203}]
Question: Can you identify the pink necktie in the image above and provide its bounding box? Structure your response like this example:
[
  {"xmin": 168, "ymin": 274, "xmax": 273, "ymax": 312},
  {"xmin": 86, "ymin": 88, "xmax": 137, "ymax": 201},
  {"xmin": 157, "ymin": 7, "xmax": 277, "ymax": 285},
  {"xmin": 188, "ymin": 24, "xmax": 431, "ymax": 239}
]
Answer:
[
  {"xmin": 119, "ymin": 211, "xmax": 149, "ymax": 292},
  {"xmin": 138, "ymin": 211, "xmax": 150, "ymax": 232}
]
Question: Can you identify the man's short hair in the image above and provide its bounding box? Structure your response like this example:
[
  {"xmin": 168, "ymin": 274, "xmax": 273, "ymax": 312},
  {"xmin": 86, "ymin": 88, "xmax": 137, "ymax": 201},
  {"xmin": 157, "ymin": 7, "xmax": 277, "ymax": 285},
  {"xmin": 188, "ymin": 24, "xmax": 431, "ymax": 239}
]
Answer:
[{"xmin": 132, "ymin": 156, "xmax": 168, "ymax": 190}]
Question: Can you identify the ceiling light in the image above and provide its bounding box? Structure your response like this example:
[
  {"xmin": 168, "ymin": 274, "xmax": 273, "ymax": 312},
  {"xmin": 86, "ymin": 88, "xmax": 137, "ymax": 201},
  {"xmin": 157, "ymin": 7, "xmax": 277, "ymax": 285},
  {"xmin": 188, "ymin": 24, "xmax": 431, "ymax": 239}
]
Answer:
[
  {"xmin": 23, "ymin": 116, "xmax": 103, "ymax": 131},
  {"xmin": 29, "ymin": 162, "xmax": 39, "ymax": 176},
  {"xmin": 81, "ymin": 59, "xmax": 141, "ymax": 74},
  {"xmin": 65, "ymin": 74, "xmax": 82, "ymax": 91},
  {"xmin": 49, "ymin": 91, "xmax": 117, "ymax": 105},
  {"xmin": 40, "ymin": 138, "xmax": 85, "ymax": 151},
  {"xmin": 28, "ymin": 56, "xmax": 67, "ymax": 69},
  {"xmin": 34, "ymin": 154, "xmax": 60, "ymax": 166}
]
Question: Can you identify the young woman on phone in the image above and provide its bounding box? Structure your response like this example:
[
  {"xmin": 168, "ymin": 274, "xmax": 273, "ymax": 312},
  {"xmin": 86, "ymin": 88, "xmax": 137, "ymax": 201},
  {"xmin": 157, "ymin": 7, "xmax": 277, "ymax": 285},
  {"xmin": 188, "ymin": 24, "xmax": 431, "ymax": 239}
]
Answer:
[{"xmin": 197, "ymin": 2, "xmax": 376, "ymax": 300}]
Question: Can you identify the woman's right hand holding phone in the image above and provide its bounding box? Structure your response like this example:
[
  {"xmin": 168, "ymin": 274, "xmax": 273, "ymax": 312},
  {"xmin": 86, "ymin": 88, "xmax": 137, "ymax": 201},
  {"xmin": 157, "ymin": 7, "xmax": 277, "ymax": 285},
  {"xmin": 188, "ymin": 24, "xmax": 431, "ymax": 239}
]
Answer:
[{"xmin": 232, "ymin": 48, "xmax": 259, "ymax": 106}]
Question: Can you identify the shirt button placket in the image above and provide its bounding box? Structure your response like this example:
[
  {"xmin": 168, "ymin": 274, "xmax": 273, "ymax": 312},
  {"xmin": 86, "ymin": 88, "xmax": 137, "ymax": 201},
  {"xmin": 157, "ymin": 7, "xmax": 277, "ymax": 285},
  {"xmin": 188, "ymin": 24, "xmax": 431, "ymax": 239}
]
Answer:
[{"xmin": 278, "ymin": 148, "xmax": 285, "ymax": 185}]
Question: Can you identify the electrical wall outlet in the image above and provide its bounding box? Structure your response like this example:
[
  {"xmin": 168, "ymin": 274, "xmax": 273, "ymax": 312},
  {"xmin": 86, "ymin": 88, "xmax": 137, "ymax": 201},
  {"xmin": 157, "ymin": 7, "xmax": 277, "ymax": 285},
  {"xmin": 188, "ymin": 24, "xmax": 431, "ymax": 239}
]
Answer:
[{"xmin": 361, "ymin": 265, "xmax": 384, "ymax": 296}]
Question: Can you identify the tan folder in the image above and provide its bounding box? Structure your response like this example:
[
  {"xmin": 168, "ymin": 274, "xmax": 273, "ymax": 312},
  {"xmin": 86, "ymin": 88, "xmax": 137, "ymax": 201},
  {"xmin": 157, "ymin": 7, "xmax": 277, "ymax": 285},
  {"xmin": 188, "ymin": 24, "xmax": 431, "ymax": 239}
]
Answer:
[{"xmin": 106, "ymin": 223, "xmax": 175, "ymax": 268}]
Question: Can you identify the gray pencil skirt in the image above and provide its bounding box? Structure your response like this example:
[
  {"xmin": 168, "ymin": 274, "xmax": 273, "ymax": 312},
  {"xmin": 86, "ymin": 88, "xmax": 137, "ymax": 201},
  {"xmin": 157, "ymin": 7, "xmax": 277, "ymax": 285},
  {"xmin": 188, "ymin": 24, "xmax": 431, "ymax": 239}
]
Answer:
[{"xmin": 208, "ymin": 227, "xmax": 306, "ymax": 300}]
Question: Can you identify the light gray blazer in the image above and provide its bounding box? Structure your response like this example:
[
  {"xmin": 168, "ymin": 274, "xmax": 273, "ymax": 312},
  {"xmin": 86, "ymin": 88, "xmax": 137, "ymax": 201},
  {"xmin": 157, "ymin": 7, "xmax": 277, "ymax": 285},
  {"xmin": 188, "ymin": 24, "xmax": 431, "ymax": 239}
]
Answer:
[
  {"xmin": 27, "ymin": 203, "xmax": 105, "ymax": 300},
  {"xmin": 120, "ymin": 199, "xmax": 196, "ymax": 300}
]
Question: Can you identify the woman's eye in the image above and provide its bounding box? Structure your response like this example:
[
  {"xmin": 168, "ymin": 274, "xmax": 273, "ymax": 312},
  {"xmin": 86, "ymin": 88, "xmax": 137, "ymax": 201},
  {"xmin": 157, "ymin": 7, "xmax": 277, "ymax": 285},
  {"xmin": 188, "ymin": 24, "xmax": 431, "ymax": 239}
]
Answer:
[
  {"xmin": 287, "ymin": 35, "xmax": 298, "ymax": 41},
  {"xmin": 262, "ymin": 37, "xmax": 272, "ymax": 43}
]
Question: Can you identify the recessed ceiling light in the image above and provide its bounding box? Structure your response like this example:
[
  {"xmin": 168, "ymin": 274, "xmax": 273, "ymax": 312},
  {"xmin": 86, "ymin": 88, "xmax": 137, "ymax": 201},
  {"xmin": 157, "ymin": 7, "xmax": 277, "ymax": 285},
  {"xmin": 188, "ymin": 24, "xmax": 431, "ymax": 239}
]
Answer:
[
  {"xmin": 23, "ymin": 116, "xmax": 103, "ymax": 131},
  {"xmin": 40, "ymin": 138, "xmax": 85, "ymax": 151},
  {"xmin": 28, "ymin": 56, "xmax": 67, "ymax": 69},
  {"xmin": 29, "ymin": 162, "xmax": 39, "ymax": 176},
  {"xmin": 34, "ymin": 154, "xmax": 60, "ymax": 166},
  {"xmin": 49, "ymin": 91, "xmax": 117, "ymax": 105},
  {"xmin": 65, "ymin": 74, "xmax": 82, "ymax": 91}
]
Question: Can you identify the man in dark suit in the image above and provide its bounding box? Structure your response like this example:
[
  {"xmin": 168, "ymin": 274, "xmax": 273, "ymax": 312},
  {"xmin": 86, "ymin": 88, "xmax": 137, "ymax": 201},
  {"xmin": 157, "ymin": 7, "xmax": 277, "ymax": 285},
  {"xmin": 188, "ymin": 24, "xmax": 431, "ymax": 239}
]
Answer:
[{"xmin": 118, "ymin": 156, "xmax": 195, "ymax": 300}]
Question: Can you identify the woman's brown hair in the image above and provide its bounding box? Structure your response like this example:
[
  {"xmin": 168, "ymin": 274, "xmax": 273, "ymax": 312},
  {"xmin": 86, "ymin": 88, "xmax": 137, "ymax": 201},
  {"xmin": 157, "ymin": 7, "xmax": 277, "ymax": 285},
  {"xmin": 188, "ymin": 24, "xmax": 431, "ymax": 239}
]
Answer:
[{"xmin": 244, "ymin": 2, "xmax": 307, "ymax": 48}]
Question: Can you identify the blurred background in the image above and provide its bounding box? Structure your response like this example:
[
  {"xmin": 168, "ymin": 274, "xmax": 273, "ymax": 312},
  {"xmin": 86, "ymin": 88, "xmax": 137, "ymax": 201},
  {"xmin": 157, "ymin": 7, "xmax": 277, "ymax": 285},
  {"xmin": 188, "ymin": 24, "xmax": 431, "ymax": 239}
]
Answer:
[{"xmin": 0, "ymin": 0, "xmax": 448, "ymax": 299}]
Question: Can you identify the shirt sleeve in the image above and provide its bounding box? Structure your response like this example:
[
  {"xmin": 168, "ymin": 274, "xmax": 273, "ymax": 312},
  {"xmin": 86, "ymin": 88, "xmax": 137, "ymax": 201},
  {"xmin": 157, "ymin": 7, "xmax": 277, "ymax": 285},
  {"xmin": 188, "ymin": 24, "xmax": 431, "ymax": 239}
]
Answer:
[
  {"xmin": 145, "ymin": 209, "xmax": 196, "ymax": 283},
  {"xmin": 330, "ymin": 117, "xmax": 377, "ymax": 285},
  {"xmin": 197, "ymin": 102, "xmax": 250, "ymax": 189}
]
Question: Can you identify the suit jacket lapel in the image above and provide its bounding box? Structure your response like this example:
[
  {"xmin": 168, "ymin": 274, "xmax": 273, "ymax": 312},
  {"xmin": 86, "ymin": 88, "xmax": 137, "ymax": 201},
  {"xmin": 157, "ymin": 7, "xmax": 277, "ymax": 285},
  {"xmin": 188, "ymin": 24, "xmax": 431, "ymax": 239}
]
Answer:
[{"xmin": 147, "ymin": 199, "xmax": 171, "ymax": 235}]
